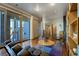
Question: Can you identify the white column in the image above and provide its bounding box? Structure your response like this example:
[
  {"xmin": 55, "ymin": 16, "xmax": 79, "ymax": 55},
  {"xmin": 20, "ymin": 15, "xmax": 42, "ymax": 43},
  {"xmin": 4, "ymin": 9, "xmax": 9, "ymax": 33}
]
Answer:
[
  {"xmin": 42, "ymin": 16, "xmax": 46, "ymax": 30},
  {"xmin": 30, "ymin": 16, "xmax": 33, "ymax": 47},
  {"xmin": 40, "ymin": 16, "xmax": 46, "ymax": 38}
]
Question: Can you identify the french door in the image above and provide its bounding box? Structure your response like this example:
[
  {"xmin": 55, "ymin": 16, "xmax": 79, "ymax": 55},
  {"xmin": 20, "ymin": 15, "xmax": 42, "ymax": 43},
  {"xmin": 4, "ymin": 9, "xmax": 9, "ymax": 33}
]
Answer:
[
  {"xmin": 7, "ymin": 13, "xmax": 20, "ymax": 42},
  {"xmin": 8, "ymin": 13, "xmax": 30, "ymax": 42},
  {"xmin": 22, "ymin": 17, "xmax": 30, "ymax": 41}
]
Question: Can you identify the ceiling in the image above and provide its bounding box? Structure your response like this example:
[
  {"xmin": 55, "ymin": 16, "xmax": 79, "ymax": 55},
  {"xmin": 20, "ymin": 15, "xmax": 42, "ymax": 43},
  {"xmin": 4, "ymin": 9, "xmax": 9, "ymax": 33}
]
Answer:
[{"xmin": 7, "ymin": 3, "xmax": 68, "ymax": 22}]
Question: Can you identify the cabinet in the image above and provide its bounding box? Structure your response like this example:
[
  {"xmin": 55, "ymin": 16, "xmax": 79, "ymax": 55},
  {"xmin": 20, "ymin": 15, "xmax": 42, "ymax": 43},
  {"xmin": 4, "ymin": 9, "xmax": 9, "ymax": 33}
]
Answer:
[{"xmin": 66, "ymin": 3, "xmax": 78, "ymax": 56}]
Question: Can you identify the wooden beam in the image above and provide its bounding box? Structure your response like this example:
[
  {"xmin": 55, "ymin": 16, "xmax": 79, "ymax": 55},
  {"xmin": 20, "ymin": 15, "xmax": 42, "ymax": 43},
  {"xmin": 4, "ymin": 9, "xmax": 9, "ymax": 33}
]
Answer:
[{"xmin": 20, "ymin": 15, "xmax": 22, "ymax": 46}]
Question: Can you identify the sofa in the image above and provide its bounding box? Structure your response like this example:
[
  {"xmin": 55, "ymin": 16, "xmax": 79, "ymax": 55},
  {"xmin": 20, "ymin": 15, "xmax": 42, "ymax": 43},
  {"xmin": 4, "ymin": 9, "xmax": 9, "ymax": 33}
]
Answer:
[
  {"xmin": 0, "ymin": 40, "xmax": 49, "ymax": 56},
  {"xmin": 17, "ymin": 46, "xmax": 49, "ymax": 56}
]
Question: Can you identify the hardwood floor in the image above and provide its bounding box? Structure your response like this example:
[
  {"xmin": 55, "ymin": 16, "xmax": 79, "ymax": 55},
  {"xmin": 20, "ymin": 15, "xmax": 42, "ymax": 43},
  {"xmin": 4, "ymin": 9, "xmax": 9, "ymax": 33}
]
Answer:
[
  {"xmin": 32, "ymin": 38, "xmax": 56, "ymax": 46},
  {"xmin": 32, "ymin": 39, "xmax": 39, "ymax": 46},
  {"xmin": 38, "ymin": 39, "xmax": 56, "ymax": 46}
]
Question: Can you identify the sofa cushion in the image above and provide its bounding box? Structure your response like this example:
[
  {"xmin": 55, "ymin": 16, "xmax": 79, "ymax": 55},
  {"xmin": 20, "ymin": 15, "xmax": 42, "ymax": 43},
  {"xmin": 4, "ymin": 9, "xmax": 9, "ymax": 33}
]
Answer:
[
  {"xmin": 25, "ymin": 46, "xmax": 30, "ymax": 50},
  {"xmin": 17, "ymin": 47, "xmax": 30, "ymax": 56},
  {"xmin": 0, "ymin": 44, "xmax": 4, "ymax": 49},
  {"xmin": 5, "ymin": 45, "xmax": 16, "ymax": 56},
  {"xmin": 32, "ymin": 49, "xmax": 41, "ymax": 56},
  {"xmin": 0, "ymin": 48, "xmax": 9, "ymax": 56},
  {"xmin": 40, "ymin": 51, "xmax": 49, "ymax": 56},
  {"xmin": 7, "ymin": 42, "xmax": 17, "ymax": 48},
  {"xmin": 4, "ymin": 40, "xmax": 11, "ymax": 45},
  {"xmin": 28, "ymin": 47, "xmax": 36, "ymax": 55},
  {"xmin": 12, "ymin": 44, "xmax": 22, "ymax": 55}
]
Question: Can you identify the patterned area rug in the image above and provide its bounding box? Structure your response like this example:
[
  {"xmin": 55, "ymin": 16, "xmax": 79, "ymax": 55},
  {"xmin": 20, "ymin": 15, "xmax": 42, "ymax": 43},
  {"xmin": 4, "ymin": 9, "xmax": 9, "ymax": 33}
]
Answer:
[{"xmin": 35, "ymin": 40, "xmax": 63, "ymax": 56}]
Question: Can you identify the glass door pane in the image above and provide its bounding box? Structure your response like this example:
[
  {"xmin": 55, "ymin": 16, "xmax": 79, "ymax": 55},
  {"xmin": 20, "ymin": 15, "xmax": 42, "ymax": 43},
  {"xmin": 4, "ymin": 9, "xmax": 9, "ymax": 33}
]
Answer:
[
  {"xmin": 0, "ymin": 11, "xmax": 5, "ymax": 44},
  {"xmin": 10, "ymin": 17, "xmax": 15, "ymax": 41},
  {"xmin": 0, "ymin": 11, "xmax": 1, "ymax": 43},
  {"xmin": 15, "ymin": 17, "xmax": 20, "ymax": 41},
  {"xmin": 22, "ymin": 18, "xmax": 30, "ymax": 41},
  {"xmin": 8, "ymin": 14, "xmax": 20, "ymax": 42}
]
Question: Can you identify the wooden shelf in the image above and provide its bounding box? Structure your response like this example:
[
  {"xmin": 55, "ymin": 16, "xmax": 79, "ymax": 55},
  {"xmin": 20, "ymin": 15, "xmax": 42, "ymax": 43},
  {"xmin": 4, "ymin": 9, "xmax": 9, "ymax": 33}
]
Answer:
[
  {"xmin": 69, "ymin": 35, "xmax": 78, "ymax": 44},
  {"xmin": 69, "ymin": 49, "xmax": 74, "ymax": 55},
  {"xmin": 67, "ymin": 40, "xmax": 77, "ymax": 56},
  {"xmin": 66, "ymin": 3, "xmax": 77, "ymax": 56},
  {"xmin": 67, "ymin": 41, "xmax": 74, "ymax": 56},
  {"xmin": 69, "ymin": 48, "xmax": 76, "ymax": 56},
  {"xmin": 69, "ymin": 18, "xmax": 78, "ymax": 45},
  {"xmin": 70, "ymin": 18, "xmax": 77, "ymax": 25}
]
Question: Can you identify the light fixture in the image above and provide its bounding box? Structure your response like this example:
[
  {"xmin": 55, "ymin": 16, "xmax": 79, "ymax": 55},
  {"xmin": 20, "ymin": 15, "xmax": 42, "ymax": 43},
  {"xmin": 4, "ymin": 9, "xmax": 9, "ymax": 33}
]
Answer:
[
  {"xmin": 15, "ymin": 4, "xmax": 18, "ymax": 6},
  {"xmin": 50, "ymin": 3, "xmax": 55, "ymax": 6},
  {"xmin": 35, "ymin": 5, "xmax": 40, "ymax": 12}
]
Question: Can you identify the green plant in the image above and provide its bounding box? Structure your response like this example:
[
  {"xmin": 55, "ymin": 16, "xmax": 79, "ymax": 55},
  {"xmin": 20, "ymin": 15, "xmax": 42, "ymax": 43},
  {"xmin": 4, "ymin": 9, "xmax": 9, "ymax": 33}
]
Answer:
[{"xmin": 33, "ymin": 34, "xmax": 40, "ymax": 39}]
